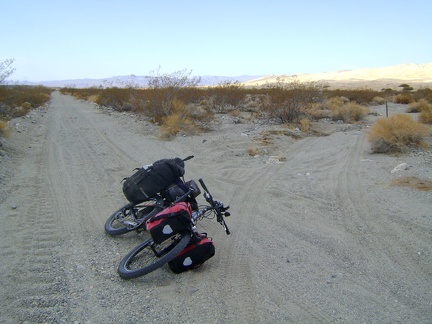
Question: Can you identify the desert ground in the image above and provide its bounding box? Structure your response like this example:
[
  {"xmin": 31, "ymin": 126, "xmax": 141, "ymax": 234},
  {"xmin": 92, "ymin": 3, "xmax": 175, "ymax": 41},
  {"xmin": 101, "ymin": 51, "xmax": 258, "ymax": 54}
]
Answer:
[{"xmin": 0, "ymin": 91, "xmax": 431, "ymax": 323}]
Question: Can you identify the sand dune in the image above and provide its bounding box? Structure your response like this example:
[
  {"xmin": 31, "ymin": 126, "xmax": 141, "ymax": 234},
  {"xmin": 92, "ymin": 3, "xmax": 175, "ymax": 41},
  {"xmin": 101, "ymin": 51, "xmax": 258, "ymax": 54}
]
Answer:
[{"xmin": 243, "ymin": 63, "xmax": 432, "ymax": 89}]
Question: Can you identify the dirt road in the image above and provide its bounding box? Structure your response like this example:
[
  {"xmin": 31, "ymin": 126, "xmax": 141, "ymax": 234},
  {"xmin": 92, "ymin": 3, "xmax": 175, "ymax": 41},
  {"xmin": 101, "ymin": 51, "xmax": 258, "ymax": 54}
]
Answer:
[{"xmin": 1, "ymin": 91, "xmax": 431, "ymax": 323}]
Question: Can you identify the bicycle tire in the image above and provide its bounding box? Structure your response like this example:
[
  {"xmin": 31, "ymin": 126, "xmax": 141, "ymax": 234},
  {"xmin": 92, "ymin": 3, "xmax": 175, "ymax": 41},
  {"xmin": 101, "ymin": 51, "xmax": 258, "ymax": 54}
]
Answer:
[
  {"xmin": 105, "ymin": 204, "xmax": 155, "ymax": 235},
  {"xmin": 117, "ymin": 234, "xmax": 191, "ymax": 279}
]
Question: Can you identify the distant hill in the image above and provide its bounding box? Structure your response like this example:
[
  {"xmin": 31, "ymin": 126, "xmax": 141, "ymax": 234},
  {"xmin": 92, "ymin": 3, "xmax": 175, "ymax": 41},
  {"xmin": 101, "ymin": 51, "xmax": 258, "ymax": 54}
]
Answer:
[
  {"xmin": 7, "ymin": 63, "xmax": 432, "ymax": 90},
  {"xmin": 242, "ymin": 63, "xmax": 432, "ymax": 90},
  {"xmin": 12, "ymin": 75, "xmax": 262, "ymax": 88}
]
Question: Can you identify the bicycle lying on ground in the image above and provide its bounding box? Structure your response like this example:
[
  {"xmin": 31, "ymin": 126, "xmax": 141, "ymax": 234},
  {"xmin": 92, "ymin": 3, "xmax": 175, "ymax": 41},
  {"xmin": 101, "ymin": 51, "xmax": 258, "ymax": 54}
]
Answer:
[
  {"xmin": 104, "ymin": 156, "xmax": 231, "ymax": 279},
  {"xmin": 117, "ymin": 179, "xmax": 230, "ymax": 279}
]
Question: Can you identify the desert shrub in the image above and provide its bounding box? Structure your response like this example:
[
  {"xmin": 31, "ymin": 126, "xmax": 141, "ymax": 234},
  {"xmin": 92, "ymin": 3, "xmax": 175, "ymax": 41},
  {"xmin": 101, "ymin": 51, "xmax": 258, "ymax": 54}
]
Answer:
[
  {"xmin": 367, "ymin": 114, "xmax": 430, "ymax": 153},
  {"xmin": 419, "ymin": 104, "xmax": 432, "ymax": 124},
  {"xmin": 413, "ymin": 88, "xmax": 432, "ymax": 102},
  {"xmin": 11, "ymin": 102, "xmax": 32, "ymax": 118},
  {"xmin": 241, "ymin": 93, "xmax": 263, "ymax": 112},
  {"xmin": 371, "ymin": 96, "xmax": 386, "ymax": 105},
  {"xmin": 60, "ymin": 86, "xmax": 100, "ymax": 99},
  {"xmin": 406, "ymin": 99, "xmax": 431, "ymax": 113},
  {"xmin": 206, "ymin": 81, "xmax": 246, "ymax": 113},
  {"xmin": 261, "ymin": 81, "xmax": 323, "ymax": 123},
  {"xmin": 304, "ymin": 103, "xmax": 331, "ymax": 120},
  {"xmin": 146, "ymin": 68, "xmax": 201, "ymax": 121},
  {"xmin": 0, "ymin": 85, "xmax": 52, "ymax": 120},
  {"xmin": 324, "ymin": 89, "xmax": 382, "ymax": 104},
  {"xmin": 395, "ymin": 93, "xmax": 414, "ymax": 104},
  {"xmin": 329, "ymin": 102, "xmax": 369, "ymax": 122},
  {"xmin": 324, "ymin": 96, "xmax": 348, "ymax": 110},
  {"xmin": 0, "ymin": 85, "xmax": 51, "ymax": 108},
  {"xmin": 66, "ymin": 87, "xmax": 101, "ymax": 101},
  {"xmin": 96, "ymin": 87, "xmax": 131, "ymax": 110}
]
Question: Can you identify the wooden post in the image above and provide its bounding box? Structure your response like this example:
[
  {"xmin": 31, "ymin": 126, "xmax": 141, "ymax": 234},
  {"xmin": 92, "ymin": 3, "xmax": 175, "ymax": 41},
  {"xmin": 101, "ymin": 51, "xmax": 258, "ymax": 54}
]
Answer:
[{"xmin": 386, "ymin": 101, "xmax": 388, "ymax": 118}]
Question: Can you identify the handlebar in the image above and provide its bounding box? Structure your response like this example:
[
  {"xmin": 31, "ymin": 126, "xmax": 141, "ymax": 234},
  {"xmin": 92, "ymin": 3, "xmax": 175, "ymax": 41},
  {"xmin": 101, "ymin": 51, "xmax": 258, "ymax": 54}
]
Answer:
[
  {"xmin": 198, "ymin": 178, "xmax": 230, "ymax": 235},
  {"xmin": 169, "ymin": 170, "xmax": 230, "ymax": 235}
]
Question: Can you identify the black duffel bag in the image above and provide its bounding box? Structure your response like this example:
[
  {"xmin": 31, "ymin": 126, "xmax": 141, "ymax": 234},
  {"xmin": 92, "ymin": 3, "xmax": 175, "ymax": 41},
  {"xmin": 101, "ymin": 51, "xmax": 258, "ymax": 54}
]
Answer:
[{"xmin": 122, "ymin": 158, "xmax": 185, "ymax": 204}]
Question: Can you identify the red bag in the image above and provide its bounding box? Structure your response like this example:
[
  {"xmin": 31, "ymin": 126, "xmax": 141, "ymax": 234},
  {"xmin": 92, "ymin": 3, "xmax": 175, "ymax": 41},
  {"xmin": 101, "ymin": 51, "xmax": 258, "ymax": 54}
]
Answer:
[
  {"xmin": 168, "ymin": 233, "xmax": 215, "ymax": 274},
  {"xmin": 146, "ymin": 202, "xmax": 192, "ymax": 244}
]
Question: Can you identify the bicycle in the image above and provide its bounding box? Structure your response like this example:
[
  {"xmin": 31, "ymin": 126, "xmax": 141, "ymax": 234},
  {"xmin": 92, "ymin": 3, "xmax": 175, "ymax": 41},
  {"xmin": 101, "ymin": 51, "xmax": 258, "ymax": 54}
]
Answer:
[{"xmin": 117, "ymin": 179, "xmax": 230, "ymax": 279}]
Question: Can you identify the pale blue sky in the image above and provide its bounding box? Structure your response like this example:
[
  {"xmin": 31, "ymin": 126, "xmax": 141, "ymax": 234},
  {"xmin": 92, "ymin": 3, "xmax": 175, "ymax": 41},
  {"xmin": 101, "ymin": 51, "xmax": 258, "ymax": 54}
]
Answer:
[{"xmin": 2, "ymin": 0, "xmax": 431, "ymax": 81}]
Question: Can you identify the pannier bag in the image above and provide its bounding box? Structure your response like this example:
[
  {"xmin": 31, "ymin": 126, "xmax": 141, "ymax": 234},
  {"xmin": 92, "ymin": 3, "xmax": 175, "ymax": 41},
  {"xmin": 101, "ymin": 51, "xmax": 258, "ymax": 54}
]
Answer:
[
  {"xmin": 122, "ymin": 158, "xmax": 185, "ymax": 204},
  {"xmin": 146, "ymin": 202, "xmax": 192, "ymax": 244},
  {"xmin": 161, "ymin": 182, "xmax": 188, "ymax": 203},
  {"xmin": 168, "ymin": 233, "xmax": 215, "ymax": 274}
]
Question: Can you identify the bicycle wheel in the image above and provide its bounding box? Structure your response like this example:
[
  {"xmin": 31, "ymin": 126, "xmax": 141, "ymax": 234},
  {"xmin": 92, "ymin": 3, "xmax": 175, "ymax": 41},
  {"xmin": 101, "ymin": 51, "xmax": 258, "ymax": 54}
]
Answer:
[
  {"xmin": 105, "ymin": 204, "xmax": 156, "ymax": 235},
  {"xmin": 117, "ymin": 234, "xmax": 191, "ymax": 279}
]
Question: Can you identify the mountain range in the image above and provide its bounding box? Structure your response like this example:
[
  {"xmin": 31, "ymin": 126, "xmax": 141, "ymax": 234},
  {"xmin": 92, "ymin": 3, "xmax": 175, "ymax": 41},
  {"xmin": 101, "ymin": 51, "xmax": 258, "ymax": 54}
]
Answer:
[
  {"xmin": 9, "ymin": 63, "xmax": 432, "ymax": 89},
  {"xmin": 14, "ymin": 75, "xmax": 262, "ymax": 88}
]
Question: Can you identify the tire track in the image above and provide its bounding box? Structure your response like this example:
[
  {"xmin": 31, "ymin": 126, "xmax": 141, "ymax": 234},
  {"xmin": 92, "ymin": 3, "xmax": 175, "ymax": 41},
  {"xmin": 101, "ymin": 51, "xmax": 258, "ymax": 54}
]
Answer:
[
  {"xmin": 1, "ymin": 109, "xmax": 71, "ymax": 323},
  {"xmin": 145, "ymin": 157, "xmax": 275, "ymax": 322},
  {"xmin": 333, "ymin": 131, "xmax": 432, "ymax": 316},
  {"xmin": 36, "ymin": 92, "xmax": 199, "ymax": 322}
]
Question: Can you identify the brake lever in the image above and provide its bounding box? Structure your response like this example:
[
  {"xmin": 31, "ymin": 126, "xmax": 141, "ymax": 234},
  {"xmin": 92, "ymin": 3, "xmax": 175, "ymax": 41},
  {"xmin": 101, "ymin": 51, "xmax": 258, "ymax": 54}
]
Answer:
[{"xmin": 222, "ymin": 219, "xmax": 231, "ymax": 235}]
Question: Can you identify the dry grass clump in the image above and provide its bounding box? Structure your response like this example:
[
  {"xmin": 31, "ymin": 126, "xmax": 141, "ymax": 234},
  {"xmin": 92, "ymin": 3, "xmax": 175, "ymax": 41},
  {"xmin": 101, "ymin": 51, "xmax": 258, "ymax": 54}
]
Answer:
[
  {"xmin": 391, "ymin": 176, "xmax": 432, "ymax": 191},
  {"xmin": 160, "ymin": 113, "xmax": 193, "ymax": 139},
  {"xmin": 247, "ymin": 146, "xmax": 261, "ymax": 156},
  {"xmin": 299, "ymin": 118, "xmax": 310, "ymax": 131},
  {"xmin": 324, "ymin": 96, "xmax": 349, "ymax": 110},
  {"xmin": 329, "ymin": 101, "xmax": 369, "ymax": 122},
  {"xmin": 0, "ymin": 120, "xmax": 11, "ymax": 137},
  {"xmin": 367, "ymin": 114, "xmax": 430, "ymax": 153},
  {"xmin": 395, "ymin": 93, "xmax": 414, "ymax": 104},
  {"xmin": 228, "ymin": 109, "xmax": 241, "ymax": 117},
  {"xmin": 159, "ymin": 98, "xmax": 204, "ymax": 140},
  {"xmin": 322, "ymin": 96, "xmax": 369, "ymax": 122},
  {"xmin": 419, "ymin": 103, "xmax": 432, "ymax": 124},
  {"xmin": 404, "ymin": 99, "xmax": 432, "ymax": 124}
]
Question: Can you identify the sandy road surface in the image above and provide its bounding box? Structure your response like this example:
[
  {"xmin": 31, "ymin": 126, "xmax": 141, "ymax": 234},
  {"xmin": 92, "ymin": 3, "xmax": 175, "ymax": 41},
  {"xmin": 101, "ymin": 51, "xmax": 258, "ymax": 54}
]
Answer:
[{"xmin": 1, "ymin": 91, "xmax": 431, "ymax": 323}]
